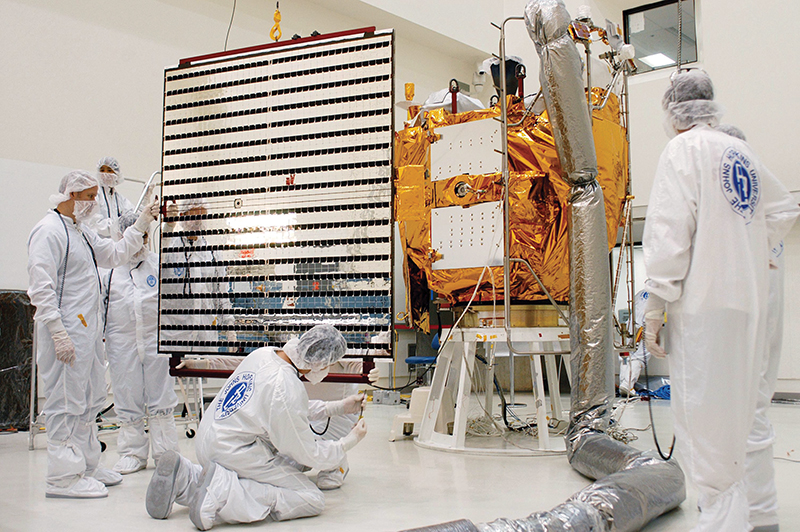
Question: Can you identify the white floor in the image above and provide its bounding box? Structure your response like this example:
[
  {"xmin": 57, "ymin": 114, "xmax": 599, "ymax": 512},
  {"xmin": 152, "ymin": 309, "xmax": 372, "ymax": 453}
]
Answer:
[{"xmin": 2, "ymin": 394, "xmax": 799, "ymax": 532}]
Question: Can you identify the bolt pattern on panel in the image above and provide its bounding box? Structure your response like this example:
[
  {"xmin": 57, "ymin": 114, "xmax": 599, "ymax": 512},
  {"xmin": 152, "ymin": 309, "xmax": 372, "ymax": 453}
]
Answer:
[{"xmin": 159, "ymin": 31, "xmax": 394, "ymax": 358}]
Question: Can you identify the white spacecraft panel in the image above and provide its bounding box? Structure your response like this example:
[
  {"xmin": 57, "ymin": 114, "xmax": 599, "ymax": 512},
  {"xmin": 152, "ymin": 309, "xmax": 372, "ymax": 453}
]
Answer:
[
  {"xmin": 430, "ymin": 201, "xmax": 505, "ymax": 271},
  {"xmin": 430, "ymin": 118, "xmax": 502, "ymax": 182},
  {"xmin": 159, "ymin": 30, "xmax": 394, "ymax": 358}
]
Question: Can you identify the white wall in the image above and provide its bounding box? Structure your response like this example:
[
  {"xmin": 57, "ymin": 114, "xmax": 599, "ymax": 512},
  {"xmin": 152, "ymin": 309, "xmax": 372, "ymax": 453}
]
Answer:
[{"xmin": 0, "ymin": 0, "xmax": 483, "ymax": 290}]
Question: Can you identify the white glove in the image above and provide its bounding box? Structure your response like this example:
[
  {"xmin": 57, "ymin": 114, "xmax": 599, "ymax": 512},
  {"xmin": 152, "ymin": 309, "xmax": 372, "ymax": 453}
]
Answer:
[
  {"xmin": 340, "ymin": 419, "xmax": 367, "ymax": 451},
  {"xmin": 326, "ymin": 393, "xmax": 366, "ymax": 417},
  {"xmin": 47, "ymin": 319, "xmax": 75, "ymax": 367},
  {"xmin": 368, "ymin": 366, "xmax": 380, "ymax": 384},
  {"xmin": 175, "ymin": 358, "xmax": 209, "ymax": 370},
  {"xmin": 134, "ymin": 197, "xmax": 160, "ymax": 232},
  {"xmin": 643, "ymin": 291, "xmax": 668, "ymax": 358},
  {"xmin": 644, "ymin": 309, "xmax": 667, "ymax": 358}
]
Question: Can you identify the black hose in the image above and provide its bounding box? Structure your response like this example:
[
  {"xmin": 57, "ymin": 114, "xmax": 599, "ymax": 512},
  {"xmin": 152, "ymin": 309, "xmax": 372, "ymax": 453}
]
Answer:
[{"xmin": 642, "ymin": 336, "xmax": 675, "ymax": 461}]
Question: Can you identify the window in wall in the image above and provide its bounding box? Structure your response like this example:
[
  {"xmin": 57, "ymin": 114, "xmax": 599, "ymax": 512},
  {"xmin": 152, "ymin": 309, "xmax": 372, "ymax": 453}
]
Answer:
[{"xmin": 624, "ymin": 0, "xmax": 697, "ymax": 74}]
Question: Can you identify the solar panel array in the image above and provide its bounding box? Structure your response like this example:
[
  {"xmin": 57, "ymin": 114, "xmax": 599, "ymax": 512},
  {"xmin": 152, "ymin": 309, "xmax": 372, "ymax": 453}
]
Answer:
[{"xmin": 158, "ymin": 30, "xmax": 394, "ymax": 358}]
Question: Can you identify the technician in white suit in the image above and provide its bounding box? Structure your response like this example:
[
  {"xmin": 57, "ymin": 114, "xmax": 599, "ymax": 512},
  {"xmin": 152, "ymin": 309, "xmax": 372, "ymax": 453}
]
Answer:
[
  {"xmin": 27, "ymin": 171, "xmax": 159, "ymax": 499},
  {"xmin": 145, "ymin": 324, "xmax": 367, "ymax": 530},
  {"xmin": 174, "ymin": 353, "xmax": 380, "ymax": 490},
  {"xmin": 87, "ymin": 156, "xmax": 135, "ymax": 240},
  {"xmin": 159, "ymin": 198, "xmax": 234, "ymax": 352},
  {"xmin": 618, "ymin": 288, "xmax": 649, "ymax": 396},
  {"xmin": 717, "ymin": 122, "xmax": 786, "ymax": 532},
  {"xmin": 103, "ymin": 212, "xmax": 179, "ymax": 475},
  {"xmin": 642, "ymin": 70, "xmax": 799, "ymax": 531}
]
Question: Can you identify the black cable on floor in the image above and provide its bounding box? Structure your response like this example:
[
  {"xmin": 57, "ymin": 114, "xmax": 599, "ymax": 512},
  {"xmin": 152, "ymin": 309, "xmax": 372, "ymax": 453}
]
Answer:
[{"xmin": 643, "ymin": 334, "xmax": 675, "ymax": 461}]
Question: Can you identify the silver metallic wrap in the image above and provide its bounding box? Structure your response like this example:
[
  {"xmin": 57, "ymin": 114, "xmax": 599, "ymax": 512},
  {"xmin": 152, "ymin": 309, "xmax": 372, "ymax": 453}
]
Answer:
[
  {"xmin": 565, "ymin": 181, "xmax": 614, "ymax": 442},
  {"xmin": 524, "ymin": 0, "xmax": 597, "ymax": 185},
  {"xmin": 476, "ymin": 445, "xmax": 685, "ymax": 532},
  {"xmin": 477, "ymin": 501, "xmax": 605, "ymax": 532},
  {"xmin": 525, "ymin": 0, "xmax": 614, "ymax": 439},
  {"xmin": 400, "ymin": 520, "xmax": 481, "ymax": 532}
]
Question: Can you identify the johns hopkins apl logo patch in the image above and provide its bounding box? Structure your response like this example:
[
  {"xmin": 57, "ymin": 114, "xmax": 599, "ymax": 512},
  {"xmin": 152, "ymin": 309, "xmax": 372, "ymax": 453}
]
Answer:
[
  {"xmin": 720, "ymin": 147, "xmax": 760, "ymax": 221},
  {"xmin": 215, "ymin": 371, "xmax": 255, "ymax": 420},
  {"xmin": 146, "ymin": 275, "xmax": 157, "ymax": 287}
]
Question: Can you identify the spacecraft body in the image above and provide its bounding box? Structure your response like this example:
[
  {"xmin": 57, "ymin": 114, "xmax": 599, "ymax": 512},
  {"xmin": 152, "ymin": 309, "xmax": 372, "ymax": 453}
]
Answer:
[{"xmin": 395, "ymin": 89, "xmax": 628, "ymax": 331}]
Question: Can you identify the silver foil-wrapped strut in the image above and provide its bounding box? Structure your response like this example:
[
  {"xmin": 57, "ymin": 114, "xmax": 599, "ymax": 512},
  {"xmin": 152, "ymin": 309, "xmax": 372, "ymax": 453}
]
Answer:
[{"xmin": 525, "ymin": 0, "xmax": 597, "ymax": 185}]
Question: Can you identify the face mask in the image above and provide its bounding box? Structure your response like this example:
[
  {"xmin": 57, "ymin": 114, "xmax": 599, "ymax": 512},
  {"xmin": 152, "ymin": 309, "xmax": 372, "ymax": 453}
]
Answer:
[
  {"xmin": 74, "ymin": 200, "xmax": 98, "ymax": 222},
  {"xmin": 98, "ymin": 172, "xmax": 121, "ymax": 187},
  {"xmin": 305, "ymin": 367, "xmax": 329, "ymax": 385}
]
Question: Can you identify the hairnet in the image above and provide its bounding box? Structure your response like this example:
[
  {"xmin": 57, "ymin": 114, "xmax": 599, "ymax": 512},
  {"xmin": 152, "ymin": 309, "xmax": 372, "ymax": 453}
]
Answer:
[
  {"xmin": 716, "ymin": 123, "xmax": 747, "ymax": 141},
  {"xmin": 118, "ymin": 211, "xmax": 140, "ymax": 235},
  {"xmin": 49, "ymin": 170, "xmax": 99, "ymax": 206},
  {"xmin": 661, "ymin": 70, "xmax": 723, "ymax": 134},
  {"xmin": 283, "ymin": 324, "xmax": 347, "ymax": 371},
  {"xmin": 664, "ymin": 100, "xmax": 724, "ymax": 133},
  {"xmin": 662, "ymin": 70, "xmax": 714, "ymax": 109},
  {"xmin": 97, "ymin": 156, "xmax": 121, "ymax": 175},
  {"xmin": 97, "ymin": 156, "xmax": 124, "ymax": 187}
]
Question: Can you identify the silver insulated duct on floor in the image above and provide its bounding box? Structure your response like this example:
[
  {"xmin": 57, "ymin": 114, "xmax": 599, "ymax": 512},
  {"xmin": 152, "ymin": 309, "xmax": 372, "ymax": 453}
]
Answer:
[{"xmin": 399, "ymin": 1, "xmax": 685, "ymax": 531}]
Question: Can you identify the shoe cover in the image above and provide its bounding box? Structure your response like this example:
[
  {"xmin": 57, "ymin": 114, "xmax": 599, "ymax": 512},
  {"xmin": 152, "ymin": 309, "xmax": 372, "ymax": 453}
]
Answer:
[
  {"xmin": 46, "ymin": 476, "xmax": 108, "ymax": 499},
  {"xmin": 114, "ymin": 455, "xmax": 147, "ymax": 475},
  {"xmin": 89, "ymin": 467, "xmax": 123, "ymax": 487},
  {"xmin": 316, "ymin": 458, "xmax": 349, "ymax": 490},
  {"xmin": 146, "ymin": 450, "xmax": 183, "ymax": 519},
  {"xmin": 190, "ymin": 462, "xmax": 222, "ymax": 531}
]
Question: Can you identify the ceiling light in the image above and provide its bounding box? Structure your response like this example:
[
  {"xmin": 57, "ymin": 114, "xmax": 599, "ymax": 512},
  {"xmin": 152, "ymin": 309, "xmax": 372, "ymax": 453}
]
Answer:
[{"xmin": 640, "ymin": 53, "xmax": 675, "ymax": 68}]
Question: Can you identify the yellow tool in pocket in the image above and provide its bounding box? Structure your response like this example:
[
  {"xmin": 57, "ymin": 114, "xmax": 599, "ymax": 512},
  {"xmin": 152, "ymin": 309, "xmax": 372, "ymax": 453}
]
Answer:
[{"xmin": 77, "ymin": 314, "xmax": 88, "ymax": 327}]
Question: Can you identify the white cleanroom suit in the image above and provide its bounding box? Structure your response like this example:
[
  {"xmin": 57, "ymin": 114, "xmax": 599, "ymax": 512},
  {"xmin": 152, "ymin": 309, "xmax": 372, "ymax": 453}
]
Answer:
[
  {"xmin": 745, "ymin": 243, "xmax": 784, "ymax": 531},
  {"xmin": 145, "ymin": 325, "xmax": 367, "ymax": 529},
  {"xmin": 618, "ymin": 289, "xmax": 649, "ymax": 395},
  {"xmin": 88, "ymin": 156, "xmax": 135, "ymax": 240},
  {"xmin": 175, "ymin": 357, "xmax": 378, "ymax": 490},
  {"xmin": 193, "ymin": 348, "xmax": 351, "ymax": 524},
  {"xmin": 643, "ymin": 126, "xmax": 799, "ymax": 530},
  {"xmin": 103, "ymin": 249, "xmax": 179, "ymax": 473},
  {"xmin": 28, "ymin": 209, "xmax": 147, "ymax": 496}
]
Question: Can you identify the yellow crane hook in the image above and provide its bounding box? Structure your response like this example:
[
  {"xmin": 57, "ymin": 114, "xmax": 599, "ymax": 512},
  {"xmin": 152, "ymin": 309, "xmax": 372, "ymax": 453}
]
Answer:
[{"xmin": 270, "ymin": 2, "xmax": 282, "ymax": 42}]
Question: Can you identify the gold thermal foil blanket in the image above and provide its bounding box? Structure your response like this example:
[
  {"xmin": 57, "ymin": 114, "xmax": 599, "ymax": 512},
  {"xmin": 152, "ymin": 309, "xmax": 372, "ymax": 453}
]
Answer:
[{"xmin": 395, "ymin": 92, "xmax": 627, "ymax": 331}]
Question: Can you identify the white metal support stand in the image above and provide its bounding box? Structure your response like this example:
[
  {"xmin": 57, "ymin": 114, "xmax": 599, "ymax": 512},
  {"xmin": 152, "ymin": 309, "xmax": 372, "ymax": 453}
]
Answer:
[
  {"xmin": 416, "ymin": 327, "xmax": 569, "ymax": 455},
  {"xmin": 176, "ymin": 376, "xmax": 204, "ymax": 438}
]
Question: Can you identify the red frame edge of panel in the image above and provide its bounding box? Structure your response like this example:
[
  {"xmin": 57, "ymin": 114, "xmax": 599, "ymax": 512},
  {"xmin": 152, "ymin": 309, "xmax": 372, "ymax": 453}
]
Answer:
[
  {"xmin": 179, "ymin": 26, "xmax": 378, "ymax": 67},
  {"xmin": 169, "ymin": 357, "xmax": 376, "ymax": 384}
]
